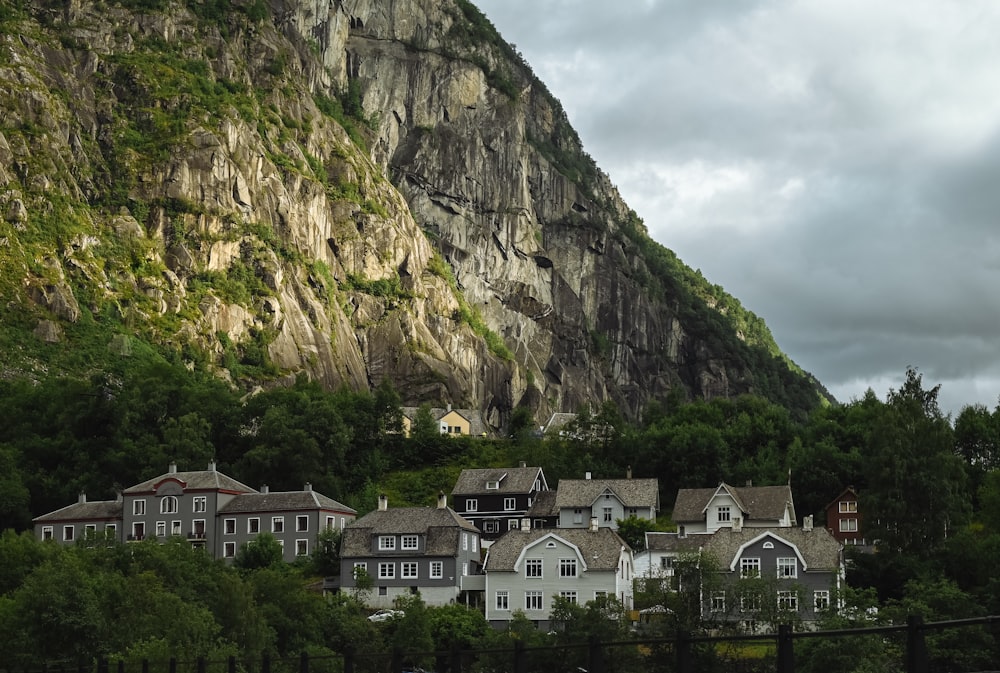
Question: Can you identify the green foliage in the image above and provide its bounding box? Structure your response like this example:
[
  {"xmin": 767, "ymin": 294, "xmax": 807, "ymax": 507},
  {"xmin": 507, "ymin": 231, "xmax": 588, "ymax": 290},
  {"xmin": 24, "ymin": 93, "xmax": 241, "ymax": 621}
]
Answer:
[
  {"xmin": 234, "ymin": 532, "xmax": 285, "ymax": 571},
  {"xmin": 343, "ymin": 272, "xmax": 413, "ymax": 300},
  {"xmin": 615, "ymin": 515, "xmax": 657, "ymax": 551}
]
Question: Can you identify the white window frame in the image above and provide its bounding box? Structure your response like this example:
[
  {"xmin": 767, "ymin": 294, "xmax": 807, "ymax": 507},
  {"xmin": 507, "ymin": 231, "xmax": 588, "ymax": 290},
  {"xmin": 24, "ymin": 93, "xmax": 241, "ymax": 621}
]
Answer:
[
  {"xmin": 192, "ymin": 519, "xmax": 205, "ymax": 537},
  {"xmin": 508, "ymin": 519, "xmax": 520, "ymax": 530},
  {"xmin": 495, "ymin": 590, "xmax": 509, "ymax": 611},
  {"xmin": 603, "ymin": 507, "xmax": 613, "ymax": 522},
  {"xmin": 504, "ymin": 497, "xmax": 516, "ymax": 511},
  {"xmin": 224, "ymin": 518, "xmax": 236, "ymax": 534},
  {"xmin": 326, "ymin": 516, "xmax": 335, "ymax": 530},
  {"xmin": 379, "ymin": 562, "xmax": 395, "ymax": 579},
  {"xmin": 296, "ymin": 539, "xmax": 308, "ymax": 556},
  {"xmin": 525, "ymin": 591, "xmax": 544, "ymax": 610},
  {"xmin": 193, "ymin": 496, "xmax": 207, "ymax": 513},
  {"xmin": 379, "ymin": 535, "xmax": 396, "ymax": 550},
  {"xmin": 133, "ymin": 499, "xmax": 146, "ymax": 516},
  {"xmin": 814, "ymin": 590, "xmax": 831, "ymax": 611},
  {"xmin": 248, "ymin": 518, "xmax": 260, "ymax": 534},
  {"xmin": 463, "ymin": 532, "xmax": 469, "ymax": 551},
  {"xmin": 466, "ymin": 499, "xmax": 478, "ymax": 512},
  {"xmin": 296, "ymin": 515, "xmax": 308, "ymax": 532},
  {"xmin": 559, "ymin": 558, "xmax": 578, "ymax": 578},
  {"xmin": 711, "ymin": 591, "xmax": 726, "ymax": 612},
  {"xmin": 171, "ymin": 520, "xmax": 181, "ymax": 536},
  {"xmin": 776, "ymin": 557, "xmax": 797, "ymax": 579},
  {"xmin": 272, "ymin": 516, "xmax": 284, "ymax": 533},
  {"xmin": 160, "ymin": 496, "xmax": 178, "ymax": 514},
  {"xmin": 430, "ymin": 561, "xmax": 443, "ymax": 579},
  {"xmin": 84, "ymin": 524, "xmax": 97, "ymax": 536},
  {"xmin": 559, "ymin": 590, "xmax": 578, "ymax": 604},
  {"xmin": 777, "ymin": 590, "xmax": 798, "ymax": 611},
  {"xmin": 717, "ymin": 505, "xmax": 731, "ymax": 522},
  {"xmin": 156, "ymin": 521, "xmax": 167, "ymax": 538},
  {"xmin": 105, "ymin": 523, "xmax": 117, "ymax": 536},
  {"xmin": 224, "ymin": 542, "xmax": 236, "ymax": 558},
  {"xmin": 42, "ymin": 526, "xmax": 53, "ymax": 540},
  {"xmin": 401, "ymin": 562, "xmax": 418, "ymax": 579},
  {"xmin": 525, "ymin": 558, "xmax": 543, "ymax": 578},
  {"xmin": 740, "ymin": 558, "xmax": 761, "ymax": 578},
  {"xmin": 840, "ymin": 518, "xmax": 858, "ymax": 532},
  {"xmin": 484, "ymin": 521, "xmax": 499, "ymax": 533},
  {"xmin": 402, "ymin": 535, "xmax": 419, "ymax": 550},
  {"xmin": 839, "ymin": 501, "xmax": 858, "ymax": 513},
  {"xmin": 63, "ymin": 525, "xmax": 75, "ymax": 542}
]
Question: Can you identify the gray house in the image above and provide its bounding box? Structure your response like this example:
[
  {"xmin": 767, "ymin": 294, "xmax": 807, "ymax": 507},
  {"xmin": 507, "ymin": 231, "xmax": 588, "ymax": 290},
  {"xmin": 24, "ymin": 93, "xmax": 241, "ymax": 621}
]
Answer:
[
  {"xmin": 554, "ymin": 474, "xmax": 659, "ymax": 530},
  {"xmin": 673, "ymin": 482, "xmax": 796, "ymax": 535},
  {"xmin": 33, "ymin": 462, "xmax": 357, "ymax": 564},
  {"xmin": 339, "ymin": 494, "xmax": 483, "ymax": 608},
  {"xmin": 483, "ymin": 523, "xmax": 634, "ymax": 629},
  {"xmin": 699, "ymin": 522, "xmax": 843, "ymax": 629}
]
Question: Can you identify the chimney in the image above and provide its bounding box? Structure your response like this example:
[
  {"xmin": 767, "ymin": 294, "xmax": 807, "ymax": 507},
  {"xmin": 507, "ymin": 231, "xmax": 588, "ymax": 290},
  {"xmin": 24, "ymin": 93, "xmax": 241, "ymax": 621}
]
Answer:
[
  {"xmin": 378, "ymin": 494, "xmax": 388, "ymax": 511},
  {"xmin": 304, "ymin": 482, "xmax": 312, "ymax": 492},
  {"xmin": 437, "ymin": 491, "xmax": 448, "ymax": 509},
  {"xmin": 78, "ymin": 492, "xmax": 87, "ymax": 504},
  {"xmin": 803, "ymin": 515, "xmax": 813, "ymax": 532},
  {"xmin": 521, "ymin": 517, "xmax": 531, "ymax": 531},
  {"xmin": 585, "ymin": 471, "xmax": 592, "ymax": 480},
  {"xmin": 746, "ymin": 479, "xmax": 752, "ymax": 487},
  {"xmin": 519, "ymin": 461, "xmax": 527, "ymax": 468},
  {"xmin": 208, "ymin": 460, "xmax": 217, "ymax": 472},
  {"xmin": 626, "ymin": 465, "xmax": 632, "ymax": 479},
  {"xmin": 733, "ymin": 517, "xmax": 743, "ymax": 532},
  {"xmin": 261, "ymin": 485, "xmax": 269, "ymax": 494},
  {"xmin": 590, "ymin": 517, "xmax": 599, "ymax": 532},
  {"xmin": 168, "ymin": 462, "xmax": 177, "ymax": 474},
  {"xmin": 447, "ymin": 402, "xmax": 452, "ymax": 412}
]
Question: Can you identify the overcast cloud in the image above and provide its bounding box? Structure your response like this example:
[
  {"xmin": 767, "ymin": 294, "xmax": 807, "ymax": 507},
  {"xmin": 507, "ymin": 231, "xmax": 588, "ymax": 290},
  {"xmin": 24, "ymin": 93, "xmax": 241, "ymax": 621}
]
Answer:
[{"xmin": 476, "ymin": 0, "xmax": 1000, "ymax": 418}]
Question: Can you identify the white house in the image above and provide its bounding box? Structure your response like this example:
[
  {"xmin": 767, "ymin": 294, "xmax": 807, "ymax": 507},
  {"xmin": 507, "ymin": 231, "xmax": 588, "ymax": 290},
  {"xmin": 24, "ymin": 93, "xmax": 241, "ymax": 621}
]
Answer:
[{"xmin": 672, "ymin": 482, "xmax": 795, "ymax": 536}]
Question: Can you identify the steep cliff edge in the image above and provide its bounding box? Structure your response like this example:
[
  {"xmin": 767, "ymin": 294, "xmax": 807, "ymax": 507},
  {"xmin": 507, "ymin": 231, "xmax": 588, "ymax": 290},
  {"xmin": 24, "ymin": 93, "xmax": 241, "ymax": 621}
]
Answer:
[{"xmin": 0, "ymin": 0, "xmax": 826, "ymax": 427}]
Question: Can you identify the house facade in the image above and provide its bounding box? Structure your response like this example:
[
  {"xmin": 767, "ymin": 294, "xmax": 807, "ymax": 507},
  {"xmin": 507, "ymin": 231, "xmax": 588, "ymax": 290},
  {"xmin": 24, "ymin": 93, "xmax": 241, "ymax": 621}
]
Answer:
[
  {"xmin": 401, "ymin": 406, "xmax": 488, "ymax": 437},
  {"xmin": 339, "ymin": 494, "xmax": 483, "ymax": 608},
  {"xmin": 451, "ymin": 464, "xmax": 550, "ymax": 543},
  {"xmin": 33, "ymin": 462, "xmax": 357, "ymax": 564},
  {"xmin": 553, "ymin": 474, "xmax": 659, "ymax": 530},
  {"xmin": 672, "ymin": 482, "xmax": 796, "ymax": 535},
  {"xmin": 484, "ymin": 524, "xmax": 634, "ymax": 628},
  {"xmin": 824, "ymin": 486, "xmax": 865, "ymax": 546},
  {"xmin": 699, "ymin": 523, "xmax": 843, "ymax": 629}
]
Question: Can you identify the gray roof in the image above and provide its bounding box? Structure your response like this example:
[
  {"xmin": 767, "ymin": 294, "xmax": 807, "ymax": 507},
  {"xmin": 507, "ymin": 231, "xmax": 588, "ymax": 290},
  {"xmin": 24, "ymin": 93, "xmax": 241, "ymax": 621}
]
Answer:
[
  {"xmin": 218, "ymin": 490, "xmax": 356, "ymax": 514},
  {"xmin": 484, "ymin": 527, "xmax": 630, "ymax": 572},
  {"xmin": 401, "ymin": 407, "xmax": 489, "ymax": 436},
  {"xmin": 554, "ymin": 478, "xmax": 660, "ymax": 510},
  {"xmin": 124, "ymin": 466, "xmax": 257, "ymax": 494},
  {"xmin": 451, "ymin": 466, "xmax": 547, "ymax": 496},
  {"xmin": 527, "ymin": 489, "xmax": 558, "ymax": 517},
  {"xmin": 701, "ymin": 527, "xmax": 841, "ymax": 571},
  {"xmin": 672, "ymin": 483, "xmax": 795, "ymax": 524},
  {"xmin": 644, "ymin": 531, "xmax": 706, "ymax": 554},
  {"xmin": 340, "ymin": 506, "xmax": 478, "ymax": 557},
  {"xmin": 33, "ymin": 499, "xmax": 123, "ymax": 523}
]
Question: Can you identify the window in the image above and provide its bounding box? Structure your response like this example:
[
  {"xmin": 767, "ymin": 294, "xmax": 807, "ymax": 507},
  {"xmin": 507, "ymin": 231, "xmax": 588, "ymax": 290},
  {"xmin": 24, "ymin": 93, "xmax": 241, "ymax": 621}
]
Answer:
[
  {"xmin": 296, "ymin": 539, "xmax": 308, "ymax": 556},
  {"xmin": 402, "ymin": 535, "xmax": 419, "ymax": 550},
  {"xmin": 486, "ymin": 480, "xmax": 499, "ymax": 490},
  {"xmin": 484, "ymin": 521, "xmax": 499, "ymax": 533},
  {"xmin": 296, "ymin": 515, "xmax": 308, "ymax": 532},
  {"xmin": 467, "ymin": 499, "xmax": 478, "ymax": 512},
  {"xmin": 717, "ymin": 506, "xmax": 731, "ymax": 522},
  {"xmin": 495, "ymin": 590, "xmax": 509, "ymax": 610},
  {"xmin": 42, "ymin": 526, "xmax": 53, "ymax": 540},
  {"xmin": 573, "ymin": 509, "xmax": 583, "ymax": 524},
  {"xmin": 193, "ymin": 496, "xmax": 207, "ymax": 513},
  {"xmin": 603, "ymin": 507, "xmax": 613, "ymax": 522},
  {"xmin": 192, "ymin": 520, "xmax": 205, "ymax": 537},
  {"xmin": 378, "ymin": 586, "xmax": 388, "ymax": 596},
  {"xmin": 248, "ymin": 518, "xmax": 260, "ymax": 534},
  {"xmin": 559, "ymin": 558, "xmax": 578, "ymax": 578},
  {"xmin": 710, "ymin": 591, "xmax": 726, "ymax": 612},
  {"xmin": 776, "ymin": 557, "xmax": 797, "ymax": 579},
  {"xmin": 171, "ymin": 520, "xmax": 181, "ymax": 536},
  {"xmin": 430, "ymin": 561, "xmax": 443, "ymax": 579},
  {"xmin": 471, "ymin": 535, "xmax": 478, "ymax": 552},
  {"xmin": 379, "ymin": 535, "xmax": 396, "ymax": 550},
  {"xmin": 272, "ymin": 516, "xmax": 284, "ymax": 533},
  {"xmin": 814, "ymin": 590, "xmax": 830, "ymax": 611},
  {"xmin": 160, "ymin": 496, "xmax": 178, "ymax": 514},
  {"xmin": 504, "ymin": 497, "xmax": 516, "ymax": 511},
  {"xmin": 660, "ymin": 556, "xmax": 675, "ymax": 575},
  {"xmin": 525, "ymin": 558, "xmax": 543, "ymax": 578},
  {"xmin": 63, "ymin": 525, "xmax": 75, "ymax": 542},
  {"xmin": 353, "ymin": 562, "xmax": 367, "ymax": 573},
  {"xmin": 559, "ymin": 591, "xmax": 578, "ymax": 604},
  {"xmin": 462, "ymin": 562, "xmax": 468, "ymax": 576},
  {"xmin": 224, "ymin": 542, "xmax": 236, "ymax": 558},
  {"xmin": 133, "ymin": 499, "xmax": 146, "ymax": 516},
  {"xmin": 402, "ymin": 562, "xmax": 418, "ymax": 579},
  {"xmin": 156, "ymin": 521, "xmax": 167, "ymax": 538},
  {"xmin": 224, "ymin": 518, "xmax": 236, "ymax": 534},
  {"xmin": 534, "ymin": 519, "xmax": 545, "ymax": 529},
  {"xmin": 741, "ymin": 594, "xmax": 762, "ymax": 612},
  {"xmin": 132, "ymin": 522, "xmax": 145, "ymax": 540},
  {"xmin": 105, "ymin": 523, "xmax": 117, "ymax": 536},
  {"xmin": 840, "ymin": 518, "xmax": 858, "ymax": 532},
  {"xmin": 508, "ymin": 519, "xmax": 520, "ymax": 530},
  {"xmin": 778, "ymin": 590, "xmax": 798, "ymax": 611},
  {"xmin": 84, "ymin": 524, "xmax": 96, "ymax": 536},
  {"xmin": 463, "ymin": 532, "xmax": 469, "ymax": 551},
  {"xmin": 326, "ymin": 516, "xmax": 335, "ymax": 530},
  {"xmin": 740, "ymin": 558, "xmax": 761, "ymax": 578},
  {"xmin": 379, "ymin": 563, "xmax": 395, "ymax": 579},
  {"xmin": 525, "ymin": 591, "xmax": 544, "ymax": 610},
  {"xmin": 839, "ymin": 501, "xmax": 858, "ymax": 513}
]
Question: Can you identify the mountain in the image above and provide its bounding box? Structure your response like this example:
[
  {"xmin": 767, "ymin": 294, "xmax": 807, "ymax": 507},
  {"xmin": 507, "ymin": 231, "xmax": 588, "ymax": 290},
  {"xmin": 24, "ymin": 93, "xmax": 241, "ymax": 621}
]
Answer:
[{"xmin": 0, "ymin": 0, "xmax": 829, "ymax": 428}]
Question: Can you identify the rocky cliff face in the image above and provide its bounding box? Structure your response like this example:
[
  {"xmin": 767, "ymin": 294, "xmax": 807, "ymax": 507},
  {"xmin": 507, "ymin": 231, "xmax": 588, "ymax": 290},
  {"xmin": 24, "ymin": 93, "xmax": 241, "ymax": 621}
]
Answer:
[{"xmin": 0, "ymin": 0, "xmax": 823, "ymax": 429}]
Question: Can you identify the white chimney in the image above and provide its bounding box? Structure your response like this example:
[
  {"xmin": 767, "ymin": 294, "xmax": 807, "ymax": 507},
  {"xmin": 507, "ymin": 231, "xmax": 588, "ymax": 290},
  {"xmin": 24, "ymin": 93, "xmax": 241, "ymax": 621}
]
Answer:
[
  {"xmin": 585, "ymin": 471, "xmax": 592, "ymax": 480},
  {"xmin": 519, "ymin": 461, "xmax": 527, "ymax": 468},
  {"xmin": 78, "ymin": 492, "xmax": 87, "ymax": 504},
  {"xmin": 803, "ymin": 515, "xmax": 813, "ymax": 532},
  {"xmin": 437, "ymin": 491, "xmax": 448, "ymax": 509},
  {"xmin": 733, "ymin": 517, "xmax": 743, "ymax": 532},
  {"xmin": 590, "ymin": 517, "xmax": 599, "ymax": 532},
  {"xmin": 208, "ymin": 460, "xmax": 217, "ymax": 472},
  {"xmin": 168, "ymin": 462, "xmax": 177, "ymax": 474},
  {"xmin": 378, "ymin": 494, "xmax": 388, "ymax": 511},
  {"xmin": 521, "ymin": 517, "xmax": 531, "ymax": 531},
  {"xmin": 626, "ymin": 465, "xmax": 632, "ymax": 479},
  {"xmin": 261, "ymin": 485, "xmax": 269, "ymax": 494},
  {"xmin": 304, "ymin": 482, "xmax": 312, "ymax": 492}
]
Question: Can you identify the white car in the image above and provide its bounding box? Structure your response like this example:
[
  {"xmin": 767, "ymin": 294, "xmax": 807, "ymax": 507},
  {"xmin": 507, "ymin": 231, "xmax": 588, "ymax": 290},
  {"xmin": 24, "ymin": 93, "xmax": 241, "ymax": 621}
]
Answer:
[{"xmin": 367, "ymin": 609, "xmax": 404, "ymax": 622}]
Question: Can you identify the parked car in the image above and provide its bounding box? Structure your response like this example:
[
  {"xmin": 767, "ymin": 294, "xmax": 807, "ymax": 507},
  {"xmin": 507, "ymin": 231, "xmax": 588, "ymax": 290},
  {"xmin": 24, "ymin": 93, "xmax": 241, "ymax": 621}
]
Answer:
[{"xmin": 367, "ymin": 609, "xmax": 404, "ymax": 622}]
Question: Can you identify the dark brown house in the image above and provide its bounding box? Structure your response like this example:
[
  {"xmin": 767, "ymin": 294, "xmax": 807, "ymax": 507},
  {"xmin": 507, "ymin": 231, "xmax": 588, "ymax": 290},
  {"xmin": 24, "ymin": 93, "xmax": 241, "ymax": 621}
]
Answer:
[{"xmin": 450, "ymin": 464, "xmax": 549, "ymax": 543}]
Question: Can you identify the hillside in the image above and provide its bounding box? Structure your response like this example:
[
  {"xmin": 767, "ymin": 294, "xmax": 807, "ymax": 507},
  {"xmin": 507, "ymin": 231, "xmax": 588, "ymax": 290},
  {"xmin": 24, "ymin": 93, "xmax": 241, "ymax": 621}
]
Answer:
[{"xmin": 0, "ymin": 0, "xmax": 829, "ymax": 426}]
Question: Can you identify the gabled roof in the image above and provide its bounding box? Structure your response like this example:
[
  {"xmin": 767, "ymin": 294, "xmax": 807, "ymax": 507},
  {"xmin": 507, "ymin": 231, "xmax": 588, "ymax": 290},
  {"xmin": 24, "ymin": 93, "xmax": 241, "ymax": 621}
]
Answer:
[
  {"xmin": 701, "ymin": 527, "xmax": 841, "ymax": 572},
  {"xmin": 643, "ymin": 531, "xmax": 706, "ymax": 554},
  {"xmin": 451, "ymin": 466, "xmax": 547, "ymax": 495},
  {"xmin": 340, "ymin": 506, "xmax": 478, "ymax": 557},
  {"xmin": 484, "ymin": 528, "xmax": 629, "ymax": 572},
  {"xmin": 218, "ymin": 490, "xmax": 356, "ymax": 514},
  {"xmin": 33, "ymin": 499, "xmax": 123, "ymax": 523},
  {"xmin": 554, "ymin": 478, "xmax": 660, "ymax": 510},
  {"xmin": 823, "ymin": 486, "xmax": 859, "ymax": 512},
  {"xmin": 672, "ymin": 483, "xmax": 795, "ymax": 524},
  {"xmin": 401, "ymin": 407, "xmax": 489, "ymax": 436},
  {"xmin": 123, "ymin": 465, "xmax": 256, "ymax": 495}
]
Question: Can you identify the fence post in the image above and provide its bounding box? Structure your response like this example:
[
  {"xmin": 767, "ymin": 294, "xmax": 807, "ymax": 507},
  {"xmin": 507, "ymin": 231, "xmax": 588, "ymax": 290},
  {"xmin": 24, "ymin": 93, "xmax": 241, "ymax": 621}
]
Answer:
[
  {"xmin": 777, "ymin": 623, "xmax": 795, "ymax": 673},
  {"xmin": 675, "ymin": 630, "xmax": 691, "ymax": 673},
  {"xmin": 906, "ymin": 615, "xmax": 929, "ymax": 673},
  {"xmin": 229, "ymin": 655, "xmax": 237, "ymax": 673},
  {"xmin": 513, "ymin": 640, "xmax": 526, "ymax": 673},
  {"xmin": 450, "ymin": 642, "xmax": 462, "ymax": 673},
  {"xmin": 169, "ymin": 659, "xmax": 177, "ymax": 673},
  {"xmin": 343, "ymin": 646, "xmax": 355, "ymax": 673},
  {"xmin": 142, "ymin": 659, "xmax": 149, "ymax": 673},
  {"xmin": 198, "ymin": 657, "xmax": 207, "ymax": 673},
  {"xmin": 587, "ymin": 635, "xmax": 604, "ymax": 673},
  {"xmin": 262, "ymin": 653, "xmax": 271, "ymax": 673},
  {"xmin": 391, "ymin": 647, "xmax": 402, "ymax": 673}
]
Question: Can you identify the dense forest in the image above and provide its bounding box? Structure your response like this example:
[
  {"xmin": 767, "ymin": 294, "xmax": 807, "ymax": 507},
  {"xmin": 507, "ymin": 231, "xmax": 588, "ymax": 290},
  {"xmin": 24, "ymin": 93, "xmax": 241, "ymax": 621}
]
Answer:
[{"xmin": 3, "ymin": 349, "xmax": 1000, "ymax": 669}]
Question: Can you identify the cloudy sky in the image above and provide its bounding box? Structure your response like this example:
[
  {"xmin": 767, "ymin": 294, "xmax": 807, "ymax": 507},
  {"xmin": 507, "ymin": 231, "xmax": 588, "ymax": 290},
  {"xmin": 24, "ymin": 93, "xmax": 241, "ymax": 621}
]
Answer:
[{"xmin": 476, "ymin": 0, "xmax": 1000, "ymax": 418}]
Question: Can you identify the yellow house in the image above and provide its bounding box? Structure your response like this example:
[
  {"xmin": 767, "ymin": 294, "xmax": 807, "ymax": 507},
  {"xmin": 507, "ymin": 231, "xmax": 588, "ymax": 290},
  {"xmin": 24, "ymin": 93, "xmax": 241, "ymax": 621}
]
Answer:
[
  {"xmin": 439, "ymin": 409, "xmax": 472, "ymax": 435},
  {"xmin": 400, "ymin": 406, "xmax": 489, "ymax": 437}
]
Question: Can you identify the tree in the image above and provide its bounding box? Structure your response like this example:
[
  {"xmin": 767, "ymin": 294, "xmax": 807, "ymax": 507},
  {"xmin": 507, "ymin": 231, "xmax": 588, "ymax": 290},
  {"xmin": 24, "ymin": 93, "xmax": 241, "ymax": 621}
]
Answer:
[
  {"xmin": 615, "ymin": 515, "xmax": 656, "ymax": 551},
  {"xmin": 234, "ymin": 533, "xmax": 284, "ymax": 571},
  {"xmin": 310, "ymin": 527, "xmax": 341, "ymax": 576}
]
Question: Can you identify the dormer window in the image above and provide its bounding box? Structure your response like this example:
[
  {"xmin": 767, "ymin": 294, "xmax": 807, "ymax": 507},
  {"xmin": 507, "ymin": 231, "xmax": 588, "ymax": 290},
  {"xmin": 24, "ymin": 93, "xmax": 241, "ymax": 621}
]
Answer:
[
  {"xmin": 486, "ymin": 481, "xmax": 499, "ymax": 490},
  {"xmin": 717, "ymin": 506, "xmax": 731, "ymax": 522}
]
